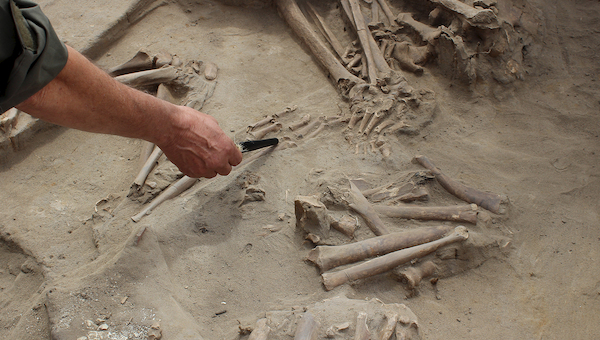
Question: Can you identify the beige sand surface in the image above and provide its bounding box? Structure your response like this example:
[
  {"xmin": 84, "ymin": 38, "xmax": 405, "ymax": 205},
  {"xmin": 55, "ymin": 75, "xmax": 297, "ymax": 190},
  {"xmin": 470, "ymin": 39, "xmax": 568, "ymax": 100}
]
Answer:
[{"xmin": 1, "ymin": 0, "xmax": 599, "ymax": 339}]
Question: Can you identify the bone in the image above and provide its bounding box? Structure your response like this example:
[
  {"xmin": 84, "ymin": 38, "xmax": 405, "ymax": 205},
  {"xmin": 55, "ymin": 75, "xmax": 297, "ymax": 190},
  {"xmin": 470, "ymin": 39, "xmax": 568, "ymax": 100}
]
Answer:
[
  {"xmin": 388, "ymin": 120, "xmax": 410, "ymax": 134},
  {"xmin": 330, "ymin": 215, "xmax": 357, "ymax": 238},
  {"xmin": 154, "ymin": 51, "xmax": 173, "ymax": 68},
  {"xmin": 430, "ymin": 0, "xmax": 499, "ymax": 28},
  {"xmin": 203, "ymin": 61, "xmax": 218, "ymax": 80},
  {"xmin": 156, "ymin": 83, "xmax": 178, "ymax": 104},
  {"xmin": 377, "ymin": 312, "xmax": 398, "ymax": 340},
  {"xmin": 395, "ymin": 260, "xmax": 437, "ymax": 290},
  {"xmin": 0, "ymin": 108, "xmax": 19, "ymax": 134},
  {"xmin": 108, "ymin": 50, "xmax": 153, "ymax": 77},
  {"xmin": 357, "ymin": 108, "xmax": 374, "ymax": 134},
  {"xmin": 373, "ymin": 204, "xmax": 478, "ymax": 224},
  {"xmin": 295, "ymin": 195, "xmax": 334, "ymax": 242},
  {"xmin": 305, "ymin": 2, "xmax": 347, "ymax": 62},
  {"xmin": 376, "ymin": 0, "xmax": 396, "ymax": 25},
  {"xmin": 392, "ymin": 42, "xmax": 424, "ymax": 75},
  {"xmin": 363, "ymin": 182, "xmax": 422, "ymax": 203},
  {"xmin": 251, "ymin": 122, "xmax": 283, "ymax": 140},
  {"xmin": 114, "ymin": 66, "xmax": 178, "ymax": 87},
  {"xmin": 295, "ymin": 118, "xmax": 323, "ymax": 139},
  {"xmin": 131, "ymin": 175, "xmax": 197, "ymax": 222},
  {"xmin": 373, "ymin": 120, "xmax": 394, "ymax": 134},
  {"xmin": 371, "ymin": 0, "xmax": 381, "ymax": 24},
  {"xmin": 345, "ymin": 0, "xmax": 379, "ymax": 83},
  {"xmin": 130, "ymin": 145, "xmax": 163, "ymax": 197},
  {"xmin": 289, "ymin": 114, "xmax": 311, "ymax": 131},
  {"xmin": 321, "ymin": 226, "xmax": 469, "ymax": 290},
  {"xmin": 414, "ymin": 155, "xmax": 508, "ymax": 214},
  {"xmin": 364, "ymin": 110, "xmax": 388, "ymax": 135},
  {"xmin": 249, "ymin": 318, "xmax": 271, "ymax": 340},
  {"xmin": 306, "ymin": 225, "xmax": 454, "ymax": 272},
  {"xmin": 348, "ymin": 181, "xmax": 390, "ymax": 236},
  {"xmin": 248, "ymin": 106, "xmax": 298, "ymax": 132},
  {"xmin": 305, "ymin": 121, "xmax": 328, "ymax": 140},
  {"xmin": 294, "ymin": 312, "xmax": 319, "ymax": 340},
  {"xmin": 395, "ymin": 13, "xmax": 442, "ymax": 43},
  {"xmin": 276, "ymin": 0, "xmax": 364, "ymax": 90},
  {"xmin": 355, "ymin": 312, "xmax": 371, "ymax": 340}
]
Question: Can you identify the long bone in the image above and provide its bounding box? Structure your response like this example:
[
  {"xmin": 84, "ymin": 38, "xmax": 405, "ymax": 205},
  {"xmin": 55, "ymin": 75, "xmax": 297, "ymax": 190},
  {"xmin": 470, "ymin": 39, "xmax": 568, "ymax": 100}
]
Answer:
[
  {"xmin": 429, "ymin": 0, "xmax": 499, "ymax": 28},
  {"xmin": 276, "ymin": 0, "xmax": 364, "ymax": 93},
  {"xmin": 114, "ymin": 66, "xmax": 178, "ymax": 88},
  {"xmin": 305, "ymin": 2, "xmax": 347, "ymax": 62},
  {"xmin": 414, "ymin": 155, "xmax": 508, "ymax": 214},
  {"xmin": 373, "ymin": 203, "xmax": 478, "ymax": 224},
  {"xmin": 108, "ymin": 50, "xmax": 153, "ymax": 77},
  {"xmin": 321, "ymin": 226, "xmax": 468, "ymax": 290},
  {"xmin": 376, "ymin": 0, "xmax": 396, "ymax": 26},
  {"xmin": 395, "ymin": 13, "xmax": 441, "ymax": 44},
  {"xmin": 348, "ymin": 181, "xmax": 390, "ymax": 236},
  {"xmin": 306, "ymin": 225, "xmax": 454, "ymax": 272},
  {"xmin": 130, "ymin": 145, "xmax": 163, "ymax": 197},
  {"xmin": 345, "ymin": 0, "xmax": 379, "ymax": 83},
  {"xmin": 355, "ymin": 312, "xmax": 371, "ymax": 340},
  {"xmin": 247, "ymin": 105, "xmax": 298, "ymax": 132}
]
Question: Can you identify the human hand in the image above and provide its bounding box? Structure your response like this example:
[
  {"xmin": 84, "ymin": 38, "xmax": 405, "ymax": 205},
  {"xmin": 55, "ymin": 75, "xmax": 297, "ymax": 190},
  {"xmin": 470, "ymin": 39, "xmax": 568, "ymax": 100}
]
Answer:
[{"xmin": 157, "ymin": 106, "xmax": 243, "ymax": 178}]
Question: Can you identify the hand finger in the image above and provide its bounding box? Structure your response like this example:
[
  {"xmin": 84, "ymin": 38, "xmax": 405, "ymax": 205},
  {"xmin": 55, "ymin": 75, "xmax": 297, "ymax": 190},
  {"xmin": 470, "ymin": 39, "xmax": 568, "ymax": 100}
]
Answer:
[{"xmin": 215, "ymin": 163, "xmax": 233, "ymax": 176}]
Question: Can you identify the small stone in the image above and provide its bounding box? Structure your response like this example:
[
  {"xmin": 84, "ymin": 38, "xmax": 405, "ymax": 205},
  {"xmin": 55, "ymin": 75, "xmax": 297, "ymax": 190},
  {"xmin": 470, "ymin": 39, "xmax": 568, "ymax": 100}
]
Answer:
[
  {"xmin": 120, "ymin": 296, "xmax": 128, "ymax": 304},
  {"xmin": 98, "ymin": 323, "xmax": 109, "ymax": 331}
]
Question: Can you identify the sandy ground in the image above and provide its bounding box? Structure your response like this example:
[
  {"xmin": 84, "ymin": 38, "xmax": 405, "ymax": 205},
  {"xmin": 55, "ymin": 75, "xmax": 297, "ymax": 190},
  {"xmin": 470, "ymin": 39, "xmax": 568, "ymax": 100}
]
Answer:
[{"xmin": 1, "ymin": 0, "xmax": 599, "ymax": 339}]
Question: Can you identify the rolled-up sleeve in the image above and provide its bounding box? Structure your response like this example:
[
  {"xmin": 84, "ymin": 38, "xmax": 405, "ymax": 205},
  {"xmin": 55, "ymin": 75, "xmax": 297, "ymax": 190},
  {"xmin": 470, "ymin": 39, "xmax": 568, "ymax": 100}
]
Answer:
[{"xmin": 0, "ymin": 0, "xmax": 68, "ymax": 112}]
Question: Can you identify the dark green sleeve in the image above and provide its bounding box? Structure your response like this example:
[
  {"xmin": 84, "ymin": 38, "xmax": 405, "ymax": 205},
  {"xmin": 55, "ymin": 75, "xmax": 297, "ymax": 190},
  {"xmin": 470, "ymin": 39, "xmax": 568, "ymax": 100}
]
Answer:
[{"xmin": 0, "ymin": 0, "xmax": 68, "ymax": 112}]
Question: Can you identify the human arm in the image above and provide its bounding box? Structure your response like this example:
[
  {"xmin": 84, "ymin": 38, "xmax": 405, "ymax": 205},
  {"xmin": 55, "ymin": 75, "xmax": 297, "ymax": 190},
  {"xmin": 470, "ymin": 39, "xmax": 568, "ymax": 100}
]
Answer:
[{"xmin": 16, "ymin": 45, "xmax": 242, "ymax": 178}]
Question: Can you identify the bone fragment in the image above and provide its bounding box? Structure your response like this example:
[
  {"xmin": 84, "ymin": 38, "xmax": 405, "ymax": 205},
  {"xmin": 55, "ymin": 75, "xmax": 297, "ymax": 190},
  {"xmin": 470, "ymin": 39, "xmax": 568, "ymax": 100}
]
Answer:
[
  {"xmin": 373, "ymin": 204, "xmax": 478, "ymax": 224},
  {"xmin": 305, "ymin": 121, "xmax": 327, "ymax": 140},
  {"xmin": 295, "ymin": 195, "xmax": 334, "ymax": 241},
  {"xmin": 330, "ymin": 215, "xmax": 357, "ymax": 238},
  {"xmin": 305, "ymin": 2, "xmax": 347, "ymax": 62},
  {"xmin": 294, "ymin": 312, "xmax": 319, "ymax": 340},
  {"xmin": 0, "ymin": 108, "xmax": 19, "ymax": 134},
  {"xmin": 321, "ymin": 226, "xmax": 469, "ymax": 290},
  {"xmin": 364, "ymin": 110, "xmax": 388, "ymax": 135},
  {"xmin": 203, "ymin": 61, "xmax": 218, "ymax": 80},
  {"xmin": 414, "ymin": 155, "xmax": 508, "ymax": 214},
  {"xmin": 355, "ymin": 312, "xmax": 371, "ymax": 340},
  {"xmin": 388, "ymin": 120, "xmax": 410, "ymax": 133},
  {"xmin": 395, "ymin": 13, "xmax": 441, "ymax": 43},
  {"xmin": 114, "ymin": 66, "xmax": 178, "ymax": 87},
  {"xmin": 156, "ymin": 83, "xmax": 178, "ymax": 104},
  {"xmin": 130, "ymin": 146, "xmax": 163, "ymax": 197},
  {"xmin": 377, "ymin": 312, "xmax": 398, "ymax": 340},
  {"xmin": 251, "ymin": 122, "xmax": 282, "ymax": 140},
  {"xmin": 347, "ymin": 53, "xmax": 363, "ymax": 68},
  {"xmin": 357, "ymin": 108, "xmax": 374, "ymax": 134},
  {"xmin": 137, "ymin": 141, "xmax": 155, "ymax": 169},
  {"xmin": 295, "ymin": 118, "xmax": 322, "ymax": 139},
  {"xmin": 154, "ymin": 51, "xmax": 173, "ymax": 68},
  {"xmin": 131, "ymin": 175, "xmax": 197, "ymax": 222},
  {"xmin": 248, "ymin": 106, "xmax": 298, "ymax": 132},
  {"xmin": 289, "ymin": 114, "xmax": 312, "ymax": 131},
  {"xmin": 306, "ymin": 225, "xmax": 454, "ymax": 272},
  {"xmin": 392, "ymin": 42, "xmax": 424, "ymax": 75},
  {"xmin": 249, "ymin": 318, "xmax": 271, "ymax": 340},
  {"xmin": 348, "ymin": 181, "xmax": 390, "ymax": 236},
  {"xmin": 108, "ymin": 50, "xmax": 153, "ymax": 77},
  {"xmin": 371, "ymin": 0, "xmax": 381, "ymax": 24},
  {"xmin": 276, "ymin": 0, "xmax": 364, "ymax": 91},
  {"xmin": 430, "ymin": 0, "xmax": 499, "ymax": 28},
  {"xmin": 396, "ymin": 260, "xmax": 437, "ymax": 290}
]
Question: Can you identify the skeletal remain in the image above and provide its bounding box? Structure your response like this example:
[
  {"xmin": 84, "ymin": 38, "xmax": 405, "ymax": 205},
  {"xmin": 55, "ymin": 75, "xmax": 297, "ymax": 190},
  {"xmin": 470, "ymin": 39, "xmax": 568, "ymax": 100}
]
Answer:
[
  {"xmin": 306, "ymin": 225, "xmax": 454, "ymax": 272},
  {"xmin": 289, "ymin": 114, "xmax": 311, "ymax": 131},
  {"xmin": 203, "ymin": 61, "xmax": 218, "ymax": 80},
  {"xmin": 138, "ymin": 141, "xmax": 155, "ymax": 169},
  {"xmin": 321, "ymin": 226, "xmax": 469, "ymax": 290},
  {"xmin": 249, "ymin": 318, "xmax": 270, "ymax": 340},
  {"xmin": 295, "ymin": 195, "xmax": 334, "ymax": 241},
  {"xmin": 388, "ymin": 120, "xmax": 410, "ymax": 134},
  {"xmin": 395, "ymin": 13, "xmax": 442, "ymax": 44},
  {"xmin": 395, "ymin": 260, "xmax": 437, "ymax": 290},
  {"xmin": 355, "ymin": 312, "xmax": 371, "ymax": 340},
  {"xmin": 294, "ymin": 312, "xmax": 319, "ymax": 340},
  {"xmin": 248, "ymin": 105, "xmax": 298, "ymax": 132},
  {"xmin": 344, "ymin": 0, "xmax": 379, "ymax": 83},
  {"xmin": 276, "ymin": 0, "xmax": 364, "ymax": 92},
  {"xmin": 0, "ymin": 108, "xmax": 19, "ymax": 134},
  {"xmin": 392, "ymin": 42, "xmax": 424, "ymax": 75},
  {"xmin": 371, "ymin": 0, "xmax": 381, "ymax": 24},
  {"xmin": 156, "ymin": 82, "xmax": 178, "ymax": 104},
  {"xmin": 414, "ymin": 155, "xmax": 508, "ymax": 214},
  {"xmin": 306, "ymin": 2, "xmax": 347, "ymax": 62},
  {"xmin": 154, "ymin": 51, "xmax": 173, "ymax": 68},
  {"xmin": 129, "ymin": 146, "xmax": 163, "ymax": 197},
  {"xmin": 114, "ymin": 66, "xmax": 178, "ymax": 87},
  {"xmin": 108, "ymin": 50, "xmax": 153, "ymax": 77},
  {"xmin": 330, "ymin": 215, "xmax": 357, "ymax": 238},
  {"xmin": 376, "ymin": 0, "xmax": 396, "ymax": 25},
  {"xmin": 377, "ymin": 312, "xmax": 398, "ymax": 340},
  {"xmin": 251, "ymin": 122, "xmax": 282, "ymax": 140},
  {"xmin": 295, "ymin": 118, "xmax": 323, "ymax": 139},
  {"xmin": 373, "ymin": 203, "xmax": 478, "ymax": 224},
  {"xmin": 131, "ymin": 175, "xmax": 197, "ymax": 222},
  {"xmin": 430, "ymin": 0, "xmax": 499, "ymax": 28},
  {"xmin": 348, "ymin": 181, "xmax": 390, "ymax": 236}
]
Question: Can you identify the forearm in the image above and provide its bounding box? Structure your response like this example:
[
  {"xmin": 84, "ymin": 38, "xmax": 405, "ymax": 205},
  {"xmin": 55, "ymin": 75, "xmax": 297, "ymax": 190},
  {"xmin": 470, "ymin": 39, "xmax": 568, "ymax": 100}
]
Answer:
[{"xmin": 16, "ymin": 45, "xmax": 174, "ymax": 146}]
